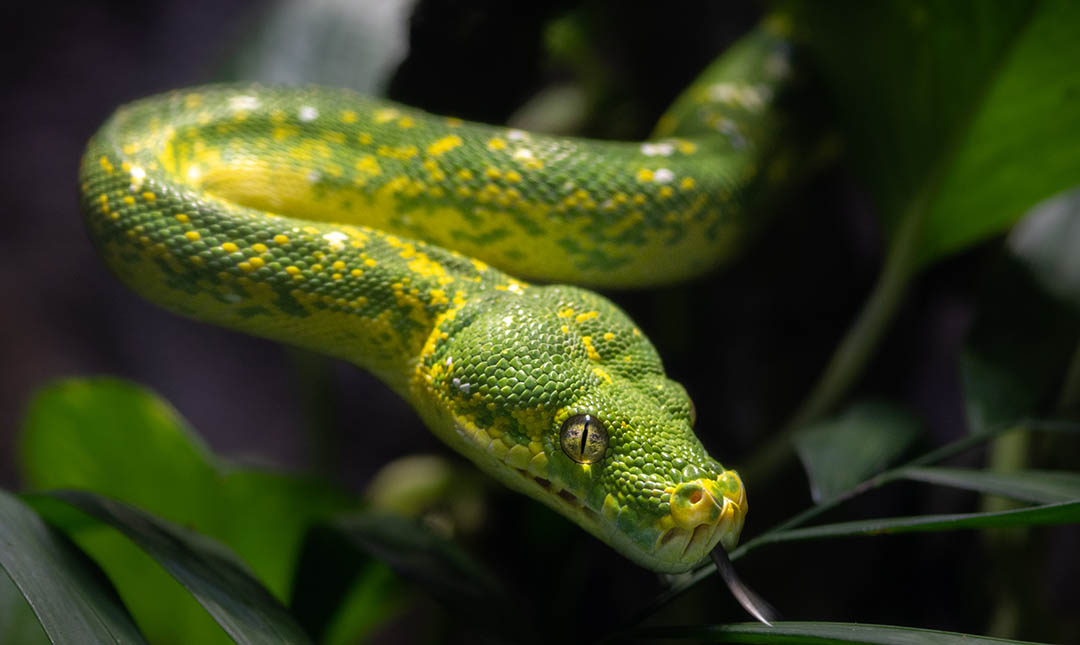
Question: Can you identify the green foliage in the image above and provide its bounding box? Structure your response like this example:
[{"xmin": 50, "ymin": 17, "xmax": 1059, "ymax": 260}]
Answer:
[
  {"xmin": 790, "ymin": 0, "xmax": 1080, "ymax": 265},
  {"xmin": 900, "ymin": 467, "xmax": 1080, "ymax": 504},
  {"xmin": 27, "ymin": 492, "xmax": 311, "ymax": 644},
  {"xmin": 752, "ymin": 500, "xmax": 1080, "ymax": 546},
  {"xmin": 18, "ymin": 379, "xmax": 355, "ymax": 643},
  {"xmin": 0, "ymin": 490, "xmax": 143, "ymax": 644},
  {"xmin": 794, "ymin": 402, "xmax": 920, "ymax": 501}
]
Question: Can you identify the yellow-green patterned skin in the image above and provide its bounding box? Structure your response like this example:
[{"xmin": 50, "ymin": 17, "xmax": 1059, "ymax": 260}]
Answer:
[{"xmin": 79, "ymin": 22, "xmax": 794, "ymax": 572}]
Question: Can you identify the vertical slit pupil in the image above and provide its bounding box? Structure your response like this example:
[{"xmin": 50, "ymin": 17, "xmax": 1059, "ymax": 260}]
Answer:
[{"xmin": 580, "ymin": 417, "xmax": 590, "ymax": 457}]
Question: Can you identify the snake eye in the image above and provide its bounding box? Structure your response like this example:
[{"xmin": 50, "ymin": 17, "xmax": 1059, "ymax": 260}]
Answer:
[{"xmin": 560, "ymin": 414, "xmax": 608, "ymax": 464}]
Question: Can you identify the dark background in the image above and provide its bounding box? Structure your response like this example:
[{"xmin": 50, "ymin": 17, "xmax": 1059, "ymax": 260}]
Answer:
[{"xmin": 2, "ymin": 1, "xmax": 1076, "ymax": 642}]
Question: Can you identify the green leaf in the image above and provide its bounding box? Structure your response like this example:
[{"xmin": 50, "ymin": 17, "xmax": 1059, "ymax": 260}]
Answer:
[
  {"xmin": 289, "ymin": 521, "xmax": 408, "ymax": 644},
  {"xmin": 319, "ymin": 564, "xmax": 405, "ymax": 645},
  {"xmin": 792, "ymin": 0, "xmax": 1080, "ymax": 266},
  {"xmin": 961, "ymin": 350, "xmax": 1042, "ymax": 436},
  {"xmin": 324, "ymin": 512, "xmax": 532, "ymax": 642},
  {"xmin": 18, "ymin": 378, "xmax": 353, "ymax": 643},
  {"xmin": 630, "ymin": 620, "xmax": 1041, "ymax": 643},
  {"xmin": 0, "ymin": 489, "xmax": 146, "ymax": 644},
  {"xmin": 899, "ymin": 467, "xmax": 1080, "ymax": 504},
  {"xmin": 29, "ymin": 491, "xmax": 311, "ymax": 645},
  {"xmin": 794, "ymin": 402, "xmax": 920, "ymax": 502},
  {"xmin": 959, "ymin": 258, "xmax": 1080, "ymax": 432},
  {"xmin": 744, "ymin": 501, "xmax": 1080, "ymax": 550}
]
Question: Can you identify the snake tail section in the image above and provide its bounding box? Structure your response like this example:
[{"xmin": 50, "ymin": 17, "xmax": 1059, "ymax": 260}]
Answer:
[{"xmin": 77, "ymin": 21, "xmax": 796, "ymax": 571}]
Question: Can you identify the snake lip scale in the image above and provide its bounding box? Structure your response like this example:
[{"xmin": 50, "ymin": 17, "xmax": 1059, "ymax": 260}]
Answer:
[{"xmin": 79, "ymin": 18, "xmax": 795, "ymax": 572}]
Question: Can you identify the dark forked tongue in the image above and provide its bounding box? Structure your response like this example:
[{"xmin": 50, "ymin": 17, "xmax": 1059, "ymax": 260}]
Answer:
[{"xmin": 710, "ymin": 545, "xmax": 780, "ymax": 626}]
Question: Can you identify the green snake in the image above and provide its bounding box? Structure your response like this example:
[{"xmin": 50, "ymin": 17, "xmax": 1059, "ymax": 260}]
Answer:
[{"xmin": 79, "ymin": 18, "xmax": 796, "ymax": 573}]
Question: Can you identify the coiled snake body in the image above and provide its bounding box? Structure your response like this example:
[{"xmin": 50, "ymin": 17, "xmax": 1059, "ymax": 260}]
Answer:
[{"xmin": 79, "ymin": 20, "xmax": 795, "ymax": 572}]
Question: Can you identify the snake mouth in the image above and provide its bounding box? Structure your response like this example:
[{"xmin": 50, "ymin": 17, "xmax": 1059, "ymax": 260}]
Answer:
[
  {"xmin": 656, "ymin": 471, "xmax": 747, "ymax": 562},
  {"xmin": 505, "ymin": 458, "xmax": 747, "ymax": 570},
  {"xmin": 491, "ymin": 445, "xmax": 747, "ymax": 570},
  {"xmin": 450, "ymin": 419, "xmax": 746, "ymax": 571}
]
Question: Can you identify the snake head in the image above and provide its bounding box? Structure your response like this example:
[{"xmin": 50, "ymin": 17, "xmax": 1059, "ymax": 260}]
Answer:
[{"xmin": 411, "ymin": 283, "xmax": 746, "ymax": 572}]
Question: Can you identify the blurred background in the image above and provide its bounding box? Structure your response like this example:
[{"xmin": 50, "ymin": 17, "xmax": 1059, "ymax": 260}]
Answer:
[{"xmin": 2, "ymin": 0, "xmax": 1078, "ymax": 643}]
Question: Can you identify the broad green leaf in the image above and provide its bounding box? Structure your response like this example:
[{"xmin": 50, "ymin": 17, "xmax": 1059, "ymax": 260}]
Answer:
[
  {"xmin": 899, "ymin": 467, "xmax": 1080, "ymax": 504},
  {"xmin": 792, "ymin": 0, "xmax": 1080, "ymax": 266},
  {"xmin": 744, "ymin": 501, "xmax": 1080, "ymax": 551},
  {"xmin": 794, "ymin": 402, "xmax": 920, "ymax": 502},
  {"xmin": 0, "ymin": 489, "xmax": 146, "ymax": 644},
  {"xmin": 630, "ymin": 620, "xmax": 1040, "ymax": 643},
  {"xmin": 29, "ymin": 491, "xmax": 311, "ymax": 645},
  {"xmin": 18, "ymin": 378, "xmax": 353, "ymax": 643}
]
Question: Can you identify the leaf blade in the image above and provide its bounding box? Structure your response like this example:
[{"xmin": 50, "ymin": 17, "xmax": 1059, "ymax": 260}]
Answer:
[
  {"xmin": 899, "ymin": 467, "xmax": 1080, "ymax": 504},
  {"xmin": 29, "ymin": 491, "xmax": 312, "ymax": 645},
  {"xmin": 794, "ymin": 402, "xmax": 920, "ymax": 502},
  {"xmin": 0, "ymin": 489, "xmax": 147, "ymax": 644},
  {"xmin": 630, "ymin": 620, "xmax": 1043, "ymax": 644},
  {"xmin": 324, "ymin": 512, "xmax": 531, "ymax": 641},
  {"xmin": 750, "ymin": 501, "xmax": 1080, "ymax": 549}
]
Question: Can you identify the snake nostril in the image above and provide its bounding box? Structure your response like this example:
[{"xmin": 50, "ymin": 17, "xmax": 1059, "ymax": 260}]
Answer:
[{"xmin": 688, "ymin": 490, "xmax": 703, "ymax": 504}]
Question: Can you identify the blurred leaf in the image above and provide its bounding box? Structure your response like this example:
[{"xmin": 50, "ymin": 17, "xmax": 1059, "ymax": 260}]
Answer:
[
  {"xmin": 290, "ymin": 520, "xmax": 407, "ymax": 644},
  {"xmin": 507, "ymin": 84, "xmax": 590, "ymax": 135},
  {"xmin": 1009, "ymin": 186, "xmax": 1080, "ymax": 313},
  {"xmin": 630, "ymin": 620, "xmax": 1041, "ymax": 643},
  {"xmin": 962, "ymin": 351, "xmax": 1042, "ymax": 436},
  {"xmin": 794, "ymin": 402, "xmax": 920, "ymax": 502},
  {"xmin": 792, "ymin": 0, "xmax": 1080, "ymax": 266},
  {"xmin": 19, "ymin": 378, "xmax": 353, "ymax": 643},
  {"xmin": 219, "ymin": 0, "xmax": 417, "ymax": 93},
  {"xmin": 326, "ymin": 512, "xmax": 532, "ymax": 643},
  {"xmin": 960, "ymin": 258, "xmax": 1080, "ymax": 432},
  {"xmin": 29, "ymin": 491, "xmax": 311, "ymax": 645},
  {"xmin": 744, "ymin": 500, "xmax": 1080, "ymax": 550},
  {"xmin": 900, "ymin": 467, "xmax": 1080, "ymax": 504},
  {"xmin": 0, "ymin": 489, "xmax": 145, "ymax": 644},
  {"xmin": 320, "ymin": 564, "xmax": 405, "ymax": 645}
]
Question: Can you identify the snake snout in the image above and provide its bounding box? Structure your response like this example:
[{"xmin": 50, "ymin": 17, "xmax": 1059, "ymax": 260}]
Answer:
[{"xmin": 669, "ymin": 471, "xmax": 747, "ymax": 549}]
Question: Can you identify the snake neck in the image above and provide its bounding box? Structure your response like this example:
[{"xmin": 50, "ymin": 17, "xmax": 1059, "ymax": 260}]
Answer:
[{"xmin": 80, "ymin": 123, "xmax": 535, "ymax": 392}]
